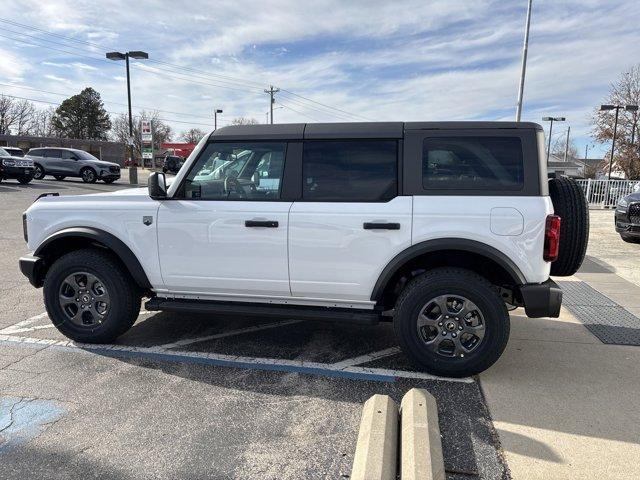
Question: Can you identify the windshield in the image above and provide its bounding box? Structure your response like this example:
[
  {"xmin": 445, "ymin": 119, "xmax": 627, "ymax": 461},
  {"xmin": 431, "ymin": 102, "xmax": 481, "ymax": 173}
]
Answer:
[
  {"xmin": 0, "ymin": 148, "xmax": 9, "ymax": 157},
  {"xmin": 6, "ymin": 148, "xmax": 24, "ymax": 157},
  {"xmin": 73, "ymin": 150, "xmax": 99, "ymax": 160}
]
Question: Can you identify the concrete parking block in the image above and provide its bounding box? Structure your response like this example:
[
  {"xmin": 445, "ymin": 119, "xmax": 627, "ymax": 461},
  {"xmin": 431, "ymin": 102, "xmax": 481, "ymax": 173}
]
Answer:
[
  {"xmin": 350, "ymin": 394, "xmax": 398, "ymax": 480},
  {"xmin": 400, "ymin": 388, "xmax": 445, "ymax": 480}
]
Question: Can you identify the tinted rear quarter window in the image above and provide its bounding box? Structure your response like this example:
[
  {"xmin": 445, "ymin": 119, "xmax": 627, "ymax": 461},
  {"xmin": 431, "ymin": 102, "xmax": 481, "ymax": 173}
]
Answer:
[
  {"xmin": 422, "ymin": 137, "xmax": 524, "ymax": 190},
  {"xmin": 303, "ymin": 140, "xmax": 397, "ymax": 201}
]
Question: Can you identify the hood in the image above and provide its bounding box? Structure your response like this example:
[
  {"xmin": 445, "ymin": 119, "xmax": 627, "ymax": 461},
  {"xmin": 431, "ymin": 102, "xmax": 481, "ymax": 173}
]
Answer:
[
  {"xmin": 624, "ymin": 192, "xmax": 640, "ymax": 202},
  {"xmin": 92, "ymin": 160, "xmax": 120, "ymax": 168},
  {"xmin": 90, "ymin": 186, "xmax": 149, "ymax": 196}
]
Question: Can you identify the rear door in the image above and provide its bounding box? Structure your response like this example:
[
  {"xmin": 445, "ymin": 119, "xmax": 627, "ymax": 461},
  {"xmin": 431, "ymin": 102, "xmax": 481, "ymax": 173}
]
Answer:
[
  {"xmin": 288, "ymin": 138, "xmax": 412, "ymax": 305},
  {"xmin": 157, "ymin": 140, "xmax": 293, "ymax": 298}
]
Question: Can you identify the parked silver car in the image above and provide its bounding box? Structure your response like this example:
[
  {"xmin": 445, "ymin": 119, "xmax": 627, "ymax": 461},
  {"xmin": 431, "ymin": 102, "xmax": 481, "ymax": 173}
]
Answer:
[{"xmin": 27, "ymin": 147, "xmax": 121, "ymax": 183}]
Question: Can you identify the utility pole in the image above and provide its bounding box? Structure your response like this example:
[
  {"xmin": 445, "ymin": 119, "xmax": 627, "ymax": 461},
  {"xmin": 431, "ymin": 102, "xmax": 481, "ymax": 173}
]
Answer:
[
  {"xmin": 584, "ymin": 144, "xmax": 589, "ymax": 159},
  {"xmin": 563, "ymin": 126, "xmax": 571, "ymax": 162},
  {"xmin": 264, "ymin": 85, "xmax": 280, "ymax": 124},
  {"xmin": 542, "ymin": 116, "xmax": 565, "ymax": 162},
  {"xmin": 516, "ymin": 0, "xmax": 533, "ymax": 122},
  {"xmin": 214, "ymin": 108, "xmax": 223, "ymax": 130}
]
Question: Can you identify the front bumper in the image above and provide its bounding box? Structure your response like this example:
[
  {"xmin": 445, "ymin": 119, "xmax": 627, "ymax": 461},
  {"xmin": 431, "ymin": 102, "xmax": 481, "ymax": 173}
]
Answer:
[
  {"xmin": 518, "ymin": 279, "xmax": 563, "ymax": 318},
  {"xmin": 615, "ymin": 205, "xmax": 640, "ymax": 236},
  {"xmin": 0, "ymin": 165, "xmax": 35, "ymax": 179},
  {"xmin": 19, "ymin": 254, "xmax": 45, "ymax": 288}
]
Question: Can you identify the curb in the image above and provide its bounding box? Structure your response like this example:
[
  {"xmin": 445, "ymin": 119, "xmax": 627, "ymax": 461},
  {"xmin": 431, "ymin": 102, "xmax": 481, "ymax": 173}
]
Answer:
[
  {"xmin": 350, "ymin": 389, "xmax": 445, "ymax": 480},
  {"xmin": 400, "ymin": 388, "xmax": 445, "ymax": 480},
  {"xmin": 350, "ymin": 394, "xmax": 399, "ymax": 480}
]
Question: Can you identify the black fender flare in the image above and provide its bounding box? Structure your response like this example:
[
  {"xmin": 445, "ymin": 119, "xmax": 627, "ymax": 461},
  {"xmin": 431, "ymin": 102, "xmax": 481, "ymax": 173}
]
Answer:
[
  {"xmin": 370, "ymin": 238, "xmax": 527, "ymax": 302},
  {"xmin": 35, "ymin": 227, "xmax": 152, "ymax": 290}
]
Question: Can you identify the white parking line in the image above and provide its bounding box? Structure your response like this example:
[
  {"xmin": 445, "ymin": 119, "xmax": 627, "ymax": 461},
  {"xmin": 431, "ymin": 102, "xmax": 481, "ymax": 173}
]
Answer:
[
  {"xmin": 0, "ymin": 309, "xmax": 154, "ymax": 335},
  {"xmin": 157, "ymin": 319, "xmax": 303, "ymax": 349},
  {"xmin": 331, "ymin": 347, "xmax": 401, "ymax": 369},
  {"xmin": 0, "ymin": 333, "xmax": 474, "ymax": 384}
]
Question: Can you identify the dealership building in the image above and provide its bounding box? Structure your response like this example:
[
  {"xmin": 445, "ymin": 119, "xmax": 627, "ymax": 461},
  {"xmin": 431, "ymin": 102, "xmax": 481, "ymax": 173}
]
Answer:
[{"xmin": 0, "ymin": 134, "xmax": 126, "ymax": 165}]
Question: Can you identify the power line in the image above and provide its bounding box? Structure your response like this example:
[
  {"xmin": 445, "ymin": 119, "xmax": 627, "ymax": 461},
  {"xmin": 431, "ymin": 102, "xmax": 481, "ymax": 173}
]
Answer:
[
  {"xmin": 0, "ymin": 93, "xmax": 223, "ymax": 127},
  {"xmin": 277, "ymin": 102, "xmax": 322, "ymax": 122},
  {"xmin": 0, "ymin": 16, "xmax": 370, "ymax": 122},
  {"xmin": 0, "ymin": 83, "xmax": 217, "ymax": 121}
]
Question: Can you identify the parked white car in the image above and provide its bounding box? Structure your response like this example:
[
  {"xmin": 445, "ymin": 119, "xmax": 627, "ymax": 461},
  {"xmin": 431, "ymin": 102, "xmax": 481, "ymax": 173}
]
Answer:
[{"xmin": 19, "ymin": 122, "xmax": 588, "ymax": 377}]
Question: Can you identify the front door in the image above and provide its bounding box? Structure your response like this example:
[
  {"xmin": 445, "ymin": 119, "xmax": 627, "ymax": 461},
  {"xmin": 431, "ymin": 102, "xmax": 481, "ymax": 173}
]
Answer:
[{"xmin": 157, "ymin": 140, "xmax": 292, "ymax": 298}]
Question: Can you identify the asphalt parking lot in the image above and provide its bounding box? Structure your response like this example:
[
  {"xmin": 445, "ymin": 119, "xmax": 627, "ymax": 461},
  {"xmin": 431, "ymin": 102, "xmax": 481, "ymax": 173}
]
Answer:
[{"xmin": 0, "ymin": 177, "xmax": 508, "ymax": 479}]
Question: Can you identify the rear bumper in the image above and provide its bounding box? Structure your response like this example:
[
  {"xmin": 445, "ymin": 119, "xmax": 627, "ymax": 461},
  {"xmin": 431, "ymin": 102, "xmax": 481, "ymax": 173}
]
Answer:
[
  {"xmin": 518, "ymin": 279, "xmax": 563, "ymax": 318},
  {"xmin": 19, "ymin": 254, "xmax": 45, "ymax": 288}
]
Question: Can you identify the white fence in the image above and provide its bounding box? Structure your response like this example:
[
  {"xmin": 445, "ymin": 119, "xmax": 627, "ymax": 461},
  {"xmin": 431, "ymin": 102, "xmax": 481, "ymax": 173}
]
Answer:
[{"xmin": 575, "ymin": 179, "xmax": 639, "ymax": 207}]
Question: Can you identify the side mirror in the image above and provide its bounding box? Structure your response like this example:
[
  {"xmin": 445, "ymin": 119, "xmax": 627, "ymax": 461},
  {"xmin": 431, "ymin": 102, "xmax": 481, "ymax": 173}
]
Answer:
[{"xmin": 148, "ymin": 172, "xmax": 167, "ymax": 199}]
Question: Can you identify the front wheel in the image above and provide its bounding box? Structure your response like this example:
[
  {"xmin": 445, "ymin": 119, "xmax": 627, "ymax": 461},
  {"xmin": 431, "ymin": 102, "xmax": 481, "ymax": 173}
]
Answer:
[
  {"xmin": 17, "ymin": 176, "xmax": 32, "ymax": 185},
  {"xmin": 394, "ymin": 267, "xmax": 510, "ymax": 378},
  {"xmin": 81, "ymin": 168, "xmax": 97, "ymax": 183},
  {"xmin": 33, "ymin": 164, "xmax": 45, "ymax": 180},
  {"xmin": 43, "ymin": 249, "xmax": 141, "ymax": 343}
]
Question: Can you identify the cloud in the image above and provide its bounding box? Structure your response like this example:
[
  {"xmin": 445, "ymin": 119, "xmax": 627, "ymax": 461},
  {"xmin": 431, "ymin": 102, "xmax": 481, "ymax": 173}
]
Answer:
[{"xmin": 0, "ymin": 0, "xmax": 638, "ymax": 152}]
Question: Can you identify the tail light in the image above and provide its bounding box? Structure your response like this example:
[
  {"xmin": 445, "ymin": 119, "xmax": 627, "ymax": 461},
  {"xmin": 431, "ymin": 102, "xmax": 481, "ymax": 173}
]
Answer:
[{"xmin": 544, "ymin": 215, "xmax": 561, "ymax": 262}]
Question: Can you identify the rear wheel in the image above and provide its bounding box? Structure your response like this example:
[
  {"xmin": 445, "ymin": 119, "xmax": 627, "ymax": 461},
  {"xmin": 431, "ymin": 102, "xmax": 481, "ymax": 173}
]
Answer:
[
  {"xmin": 80, "ymin": 167, "xmax": 97, "ymax": 183},
  {"xmin": 33, "ymin": 164, "xmax": 45, "ymax": 180},
  {"xmin": 43, "ymin": 249, "xmax": 141, "ymax": 343},
  {"xmin": 54, "ymin": 175, "xmax": 66, "ymax": 181},
  {"xmin": 394, "ymin": 268, "xmax": 509, "ymax": 377},
  {"xmin": 548, "ymin": 176, "xmax": 589, "ymax": 276}
]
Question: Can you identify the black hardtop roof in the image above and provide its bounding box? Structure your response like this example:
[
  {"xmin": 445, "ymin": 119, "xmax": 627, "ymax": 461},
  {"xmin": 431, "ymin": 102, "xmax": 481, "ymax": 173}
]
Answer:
[{"xmin": 210, "ymin": 121, "xmax": 543, "ymax": 140}]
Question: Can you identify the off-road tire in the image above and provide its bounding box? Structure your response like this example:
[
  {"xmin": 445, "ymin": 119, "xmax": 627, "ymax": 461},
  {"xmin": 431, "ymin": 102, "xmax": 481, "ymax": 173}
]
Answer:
[
  {"xmin": 80, "ymin": 167, "xmax": 97, "ymax": 183},
  {"xmin": 33, "ymin": 164, "xmax": 45, "ymax": 180},
  {"xmin": 548, "ymin": 176, "xmax": 589, "ymax": 276},
  {"xmin": 394, "ymin": 267, "xmax": 510, "ymax": 377},
  {"xmin": 43, "ymin": 249, "xmax": 141, "ymax": 343}
]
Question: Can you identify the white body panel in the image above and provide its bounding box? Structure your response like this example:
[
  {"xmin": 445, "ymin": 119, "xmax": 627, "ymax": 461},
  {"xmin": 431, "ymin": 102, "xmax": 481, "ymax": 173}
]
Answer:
[
  {"xmin": 157, "ymin": 200, "xmax": 291, "ymax": 296},
  {"xmin": 288, "ymin": 196, "xmax": 413, "ymax": 301},
  {"xmin": 412, "ymin": 196, "xmax": 553, "ymax": 284},
  {"xmin": 25, "ymin": 188, "xmax": 163, "ymax": 287}
]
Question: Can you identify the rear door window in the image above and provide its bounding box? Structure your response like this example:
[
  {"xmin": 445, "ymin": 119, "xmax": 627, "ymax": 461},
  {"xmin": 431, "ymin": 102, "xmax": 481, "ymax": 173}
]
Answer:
[
  {"xmin": 422, "ymin": 137, "xmax": 524, "ymax": 190},
  {"xmin": 46, "ymin": 149, "xmax": 62, "ymax": 158},
  {"xmin": 302, "ymin": 140, "xmax": 397, "ymax": 201}
]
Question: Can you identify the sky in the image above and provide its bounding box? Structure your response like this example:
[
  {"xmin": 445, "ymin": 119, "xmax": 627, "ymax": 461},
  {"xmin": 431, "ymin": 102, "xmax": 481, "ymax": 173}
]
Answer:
[{"xmin": 1, "ymin": 0, "xmax": 639, "ymax": 157}]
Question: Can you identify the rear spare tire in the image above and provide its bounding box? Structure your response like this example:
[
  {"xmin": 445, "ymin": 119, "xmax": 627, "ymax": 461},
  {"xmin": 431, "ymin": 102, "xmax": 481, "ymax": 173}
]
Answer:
[{"xmin": 548, "ymin": 176, "xmax": 589, "ymax": 276}]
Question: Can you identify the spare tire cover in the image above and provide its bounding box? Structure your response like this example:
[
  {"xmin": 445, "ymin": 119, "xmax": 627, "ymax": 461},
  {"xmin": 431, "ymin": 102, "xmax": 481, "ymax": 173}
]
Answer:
[{"xmin": 548, "ymin": 176, "xmax": 589, "ymax": 276}]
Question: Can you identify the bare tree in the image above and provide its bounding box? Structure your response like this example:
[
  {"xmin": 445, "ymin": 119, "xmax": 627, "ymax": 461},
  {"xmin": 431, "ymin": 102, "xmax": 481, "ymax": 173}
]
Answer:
[
  {"xmin": 28, "ymin": 107, "xmax": 59, "ymax": 137},
  {"xmin": 179, "ymin": 128, "xmax": 207, "ymax": 144},
  {"xmin": 230, "ymin": 117, "xmax": 259, "ymax": 126},
  {"xmin": 593, "ymin": 65, "xmax": 640, "ymax": 179},
  {"xmin": 0, "ymin": 96, "xmax": 37, "ymax": 135},
  {"xmin": 551, "ymin": 134, "xmax": 579, "ymax": 161},
  {"xmin": 110, "ymin": 110, "xmax": 173, "ymax": 160}
]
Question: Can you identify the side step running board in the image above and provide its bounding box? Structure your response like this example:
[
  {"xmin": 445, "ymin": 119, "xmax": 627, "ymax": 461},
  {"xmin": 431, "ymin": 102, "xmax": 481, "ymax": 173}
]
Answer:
[{"xmin": 145, "ymin": 298, "xmax": 382, "ymax": 325}]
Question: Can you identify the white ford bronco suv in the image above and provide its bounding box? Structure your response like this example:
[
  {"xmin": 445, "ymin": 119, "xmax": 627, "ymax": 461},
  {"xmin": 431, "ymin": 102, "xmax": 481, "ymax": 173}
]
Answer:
[{"xmin": 19, "ymin": 122, "xmax": 588, "ymax": 377}]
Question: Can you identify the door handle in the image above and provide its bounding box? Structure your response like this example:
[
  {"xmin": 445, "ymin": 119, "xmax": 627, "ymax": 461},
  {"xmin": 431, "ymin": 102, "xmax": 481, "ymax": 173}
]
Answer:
[
  {"xmin": 245, "ymin": 220, "xmax": 279, "ymax": 228},
  {"xmin": 363, "ymin": 222, "xmax": 401, "ymax": 230}
]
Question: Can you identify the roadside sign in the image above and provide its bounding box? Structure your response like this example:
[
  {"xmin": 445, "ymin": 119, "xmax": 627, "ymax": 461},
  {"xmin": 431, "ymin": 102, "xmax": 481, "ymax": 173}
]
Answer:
[
  {"xmin": 141, "ymin": 120, "xmax": 152, "ymax": 143},
  {"xmin": 142, "ymin": 147, "xmax": 153, "ymax": 160}
]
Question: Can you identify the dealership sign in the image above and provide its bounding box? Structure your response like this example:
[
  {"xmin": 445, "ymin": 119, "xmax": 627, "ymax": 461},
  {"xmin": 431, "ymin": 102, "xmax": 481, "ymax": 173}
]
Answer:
[{"xmin": 141, "ymin": 120, "xmax": 152, "ymax": 143}]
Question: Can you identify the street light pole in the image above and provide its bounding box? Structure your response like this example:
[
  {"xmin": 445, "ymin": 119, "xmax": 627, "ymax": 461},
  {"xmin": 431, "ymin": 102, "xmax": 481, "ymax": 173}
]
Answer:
[
  {"xmin": 563, "ymin": 126, "xmax": 571, "ymax": 162},
  {"xmin": 106, "ymin": 50, "xmax": 149, "ymax": 185},
  {"xmin": 542, "ymin": 116, "xmax": 565, "ymax": 162},
  {"xmin": 516, "ymin": 0, "xmax": 533, "ymax": 122}
]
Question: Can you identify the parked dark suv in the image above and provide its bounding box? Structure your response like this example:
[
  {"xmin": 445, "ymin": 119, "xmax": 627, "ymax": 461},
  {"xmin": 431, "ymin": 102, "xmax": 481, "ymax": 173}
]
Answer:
[
  {"xmin": 615, "ymin": 192, "xmax": 640, "ymax": 243},
  {"xmin": 27, "ymin": 147, "xmax": 121, "ymax": 183},
  {"xmin": 0, "ymin": 147, "xmax": 34, "ymax": 184},
  {"xmin": 162, "ymin": 155, "xmax": 184, "ymax": 174}
]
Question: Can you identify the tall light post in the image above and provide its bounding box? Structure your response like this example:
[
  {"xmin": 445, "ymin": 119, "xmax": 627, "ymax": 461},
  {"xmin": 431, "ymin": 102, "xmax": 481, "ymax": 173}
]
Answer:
[
  {"xmin": 214, "ymin": 109, "xmax": 223, "ymax": 130},
  {"xmin": 515, "ymin": 0, "xmax": 533, "ymax": 121},
  {"xmin": 600, "ymin": 104, "xmax": 639, "ymax": 180},
  {"xmin": 265, "ymin": 106, "xmax": 283, "ymax": 124},
  {"xmin": 542, "ymin": 116, "xmax": 565, "ymax": 162},
  {"xmin": 106, "ymin": 50, "xmax": 149, "ymax": 185}
]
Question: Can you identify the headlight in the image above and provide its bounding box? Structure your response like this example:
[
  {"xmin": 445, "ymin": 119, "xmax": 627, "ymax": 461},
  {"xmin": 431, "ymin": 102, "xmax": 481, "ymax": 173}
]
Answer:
[
  {"xmin": 2, "ymin": 158, "xmax": 16, "ymax": 166},
  {"xmin": 618, "ymin": 197, "xmax": 628, "ymax": 208}
]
